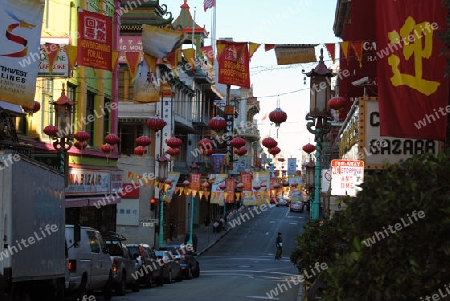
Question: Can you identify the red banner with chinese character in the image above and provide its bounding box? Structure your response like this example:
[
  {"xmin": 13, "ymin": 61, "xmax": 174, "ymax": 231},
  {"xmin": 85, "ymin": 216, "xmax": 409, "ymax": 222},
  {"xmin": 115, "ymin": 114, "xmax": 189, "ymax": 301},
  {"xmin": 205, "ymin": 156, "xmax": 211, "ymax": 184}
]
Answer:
[
  {"xmin": 225, "ymin": 178, "xmax": 235, "ymax": 203},
  {"xmin": 216, "ymin": 40, "xmax": 250, "ymax": 88},
  {"xmin": 241, "ymin": 173, "xmax": 252, "ymax": 191},
  {"xmin": 376, "ymin": 0, "xmax": 448, "ymax": 140},
  {"xmin": 78, "ymin": 11, "xmax": 112, "ymax": 71},
  {"xmin": 189, "ymin": 174, "xmax": 201, "ymax": 192}
]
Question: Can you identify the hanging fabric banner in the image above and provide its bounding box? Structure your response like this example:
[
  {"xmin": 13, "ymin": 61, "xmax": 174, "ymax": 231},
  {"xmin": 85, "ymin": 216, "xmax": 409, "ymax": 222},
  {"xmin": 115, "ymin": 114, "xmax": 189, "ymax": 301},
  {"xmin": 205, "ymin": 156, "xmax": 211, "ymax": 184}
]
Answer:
[
  {"xmin": 211, "ymin": 154, "xmax": 226, "ymax": 174},
  {"xmin": 325, "ymin": 43, "xmax": 335, "ymax": 63},
  {"xmin": 216, "ymin": 40, "xmax": 250, "ymax": 88},
  {"xmin": 77, "ymin": 10, "xmax": 112, "ymax": 71},
  {"xmin": 375, "ymin": 0, "xmax": 449, "ymax": 140},
  {"xmin": 274, "ymin": 44, "xmax": 318, "ymax": 65},
  {"xmin": 142, "ymin": 25, "xmax": 185, "ymax": 58},
  {"xmin": 0, "ymin": 0, "xmax": 45, "ymax": 107},
  {"xmin": 133, "ymin": 59, "xmax": 160, "ymax": 103}
]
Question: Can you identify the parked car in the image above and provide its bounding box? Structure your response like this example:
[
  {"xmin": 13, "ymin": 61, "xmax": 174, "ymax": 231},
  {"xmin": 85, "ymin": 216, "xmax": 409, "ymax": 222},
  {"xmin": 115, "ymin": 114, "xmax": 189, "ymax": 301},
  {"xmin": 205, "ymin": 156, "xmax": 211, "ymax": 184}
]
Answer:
[
  {"xmin": 155, "ymin": 250, "xmax": 183, "ymax": 283},
  {"xmin": 159, "ymin": 244, "xmax": 200, "ymax": 279},
  {"xmin": 102, "ymin": 231, "xmax": 140, "ymax": 295},
  {"xmin": 276, "ymin": 197, "xmax": 290, "ymax": 207},
  {"xmin": 65, "ymin": 225, "xmax": 113, "ymax": 301},
  {"xmin": 290, "ymin": 201, "xmax": 305, "ymax": 212},
  {"xmin": 126, "ymin": 243, "xmax": 164, "ymax": 288}
]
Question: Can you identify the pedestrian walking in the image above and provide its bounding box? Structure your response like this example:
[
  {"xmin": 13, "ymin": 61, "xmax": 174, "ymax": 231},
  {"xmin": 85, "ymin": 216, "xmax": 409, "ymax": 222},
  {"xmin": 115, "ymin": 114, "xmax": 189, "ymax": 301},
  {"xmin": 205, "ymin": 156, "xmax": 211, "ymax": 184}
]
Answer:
[{"xmin": 275, "ymin": 232, "xmax": 282, "ymax": 259}]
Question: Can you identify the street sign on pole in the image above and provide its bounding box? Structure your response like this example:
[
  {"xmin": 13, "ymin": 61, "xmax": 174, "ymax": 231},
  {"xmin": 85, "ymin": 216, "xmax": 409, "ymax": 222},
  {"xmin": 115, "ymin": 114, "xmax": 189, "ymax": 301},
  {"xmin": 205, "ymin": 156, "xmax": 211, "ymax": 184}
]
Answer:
[{"xmin": 330, "ymin": 159, "xmax": 364, "ymax": 197}]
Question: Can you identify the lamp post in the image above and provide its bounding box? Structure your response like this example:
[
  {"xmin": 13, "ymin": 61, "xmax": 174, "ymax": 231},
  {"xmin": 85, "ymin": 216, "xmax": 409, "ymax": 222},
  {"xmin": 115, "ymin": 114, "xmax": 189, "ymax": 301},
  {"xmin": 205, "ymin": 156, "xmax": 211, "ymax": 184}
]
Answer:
[
  {"xmin": 188, "ymin": 163, "xmax": 201, "ymax": 246},
  {"xmin": 43, "ymin": 83, "xmax": 75, "ymax": 187},
  {"xmin": 158, "ymin": 155, "xmax": 169, "ymax": 247},
  {"xmin": 304, "ymin": 49, "xmax": 334, "ymax": 220}
]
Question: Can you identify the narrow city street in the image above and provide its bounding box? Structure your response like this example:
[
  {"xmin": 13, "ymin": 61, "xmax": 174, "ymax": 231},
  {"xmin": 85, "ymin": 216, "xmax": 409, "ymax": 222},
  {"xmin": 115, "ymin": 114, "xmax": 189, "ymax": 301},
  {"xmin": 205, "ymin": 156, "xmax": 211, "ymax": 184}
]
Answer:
[{"xmin": 94, "ymin": 205, "xmax": 309, "ymax": 301}]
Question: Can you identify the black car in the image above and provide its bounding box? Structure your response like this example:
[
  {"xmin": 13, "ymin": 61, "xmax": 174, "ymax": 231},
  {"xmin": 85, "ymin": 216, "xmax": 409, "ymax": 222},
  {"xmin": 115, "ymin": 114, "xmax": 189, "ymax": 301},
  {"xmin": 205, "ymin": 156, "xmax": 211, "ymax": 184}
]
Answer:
[
  {"xmin": 125, "ymin": 244, "xmax": 164, "ymax": 288},
  {"xmin": 159, "ymin": 244, "xmax": 200, "ymax": 279}
]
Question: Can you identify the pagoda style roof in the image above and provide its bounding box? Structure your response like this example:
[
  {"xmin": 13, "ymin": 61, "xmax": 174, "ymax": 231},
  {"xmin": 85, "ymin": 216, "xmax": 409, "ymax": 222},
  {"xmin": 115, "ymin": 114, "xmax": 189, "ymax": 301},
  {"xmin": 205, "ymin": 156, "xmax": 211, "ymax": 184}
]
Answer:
[
  {"xmin": 172, "ymin": 0, "xmax": 208, "ymax": 37},
  {"xmin": 119, "ymin": 0, "xmax": 174, "ymax": 32}
]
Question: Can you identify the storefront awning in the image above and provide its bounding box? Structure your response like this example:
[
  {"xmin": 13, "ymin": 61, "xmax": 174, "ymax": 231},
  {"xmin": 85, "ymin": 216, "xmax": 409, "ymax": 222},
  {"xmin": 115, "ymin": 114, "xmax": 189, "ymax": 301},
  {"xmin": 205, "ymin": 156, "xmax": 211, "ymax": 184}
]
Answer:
[{"xmin": 65, "ymin": 195, "xmax": 122, "ymax": 208}]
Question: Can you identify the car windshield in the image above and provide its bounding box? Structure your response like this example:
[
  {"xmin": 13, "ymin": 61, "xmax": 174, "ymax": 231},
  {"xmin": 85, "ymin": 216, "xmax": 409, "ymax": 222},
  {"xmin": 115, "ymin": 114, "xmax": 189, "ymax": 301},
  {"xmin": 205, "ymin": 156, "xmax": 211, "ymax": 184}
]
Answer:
[{"xmin": 127, "ymin": 246, "xmax": 139, "ymax": 257}]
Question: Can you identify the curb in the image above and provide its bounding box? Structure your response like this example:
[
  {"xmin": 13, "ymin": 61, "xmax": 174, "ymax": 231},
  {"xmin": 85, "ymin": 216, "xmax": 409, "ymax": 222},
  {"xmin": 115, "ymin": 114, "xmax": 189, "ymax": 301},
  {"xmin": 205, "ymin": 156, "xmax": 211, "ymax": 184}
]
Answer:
[{"xmin": 197, "ymin": 227, "xmax": 232, "ymax": 257}]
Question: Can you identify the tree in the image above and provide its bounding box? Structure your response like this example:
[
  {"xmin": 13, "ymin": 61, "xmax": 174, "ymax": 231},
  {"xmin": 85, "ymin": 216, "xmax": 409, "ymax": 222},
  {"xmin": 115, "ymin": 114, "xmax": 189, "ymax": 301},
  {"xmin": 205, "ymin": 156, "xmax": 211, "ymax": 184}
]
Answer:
[{"xmin": 292, "ymin": 152, "xmax": 450, "ymax": 300}]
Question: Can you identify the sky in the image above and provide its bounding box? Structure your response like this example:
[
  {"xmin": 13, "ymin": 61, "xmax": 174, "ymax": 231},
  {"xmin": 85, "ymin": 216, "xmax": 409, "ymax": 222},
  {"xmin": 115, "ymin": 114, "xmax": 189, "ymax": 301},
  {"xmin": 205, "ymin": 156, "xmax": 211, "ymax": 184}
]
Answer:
[{"xmin": 161, "ymin": 0, "xmax": 341, "ymax": 161}]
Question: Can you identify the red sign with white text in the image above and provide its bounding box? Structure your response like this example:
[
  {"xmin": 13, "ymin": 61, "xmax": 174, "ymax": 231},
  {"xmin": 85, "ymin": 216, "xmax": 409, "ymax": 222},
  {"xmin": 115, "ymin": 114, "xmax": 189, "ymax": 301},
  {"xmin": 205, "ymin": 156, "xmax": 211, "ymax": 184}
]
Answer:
[
  {"xmin": 216, "ymin": 40, "xmax": 250, "ymax": 88},
  {"xmin": 78, "ymin": 11, "xmax": 112, "ymax": 70}
]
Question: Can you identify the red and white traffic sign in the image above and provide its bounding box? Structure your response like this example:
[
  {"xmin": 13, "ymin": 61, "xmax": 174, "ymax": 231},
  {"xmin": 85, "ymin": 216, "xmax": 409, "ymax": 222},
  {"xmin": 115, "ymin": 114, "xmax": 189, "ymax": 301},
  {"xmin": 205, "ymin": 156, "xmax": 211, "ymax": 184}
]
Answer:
[{"xmin": 330, "ymin": 159, "xmax": 364, "ymax": 197}]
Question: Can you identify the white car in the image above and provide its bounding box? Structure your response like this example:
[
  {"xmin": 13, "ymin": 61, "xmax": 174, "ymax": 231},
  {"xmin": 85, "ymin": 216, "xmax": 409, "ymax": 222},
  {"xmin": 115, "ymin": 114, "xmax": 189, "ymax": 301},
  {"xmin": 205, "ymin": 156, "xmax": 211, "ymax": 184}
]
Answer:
[
  {"xmin": 65, "ymin": 225, "xmax": 113, "ymax": 300},
  {"xmin": 276, "ymin": 198, "xmax": 290, "ymax": 207}
]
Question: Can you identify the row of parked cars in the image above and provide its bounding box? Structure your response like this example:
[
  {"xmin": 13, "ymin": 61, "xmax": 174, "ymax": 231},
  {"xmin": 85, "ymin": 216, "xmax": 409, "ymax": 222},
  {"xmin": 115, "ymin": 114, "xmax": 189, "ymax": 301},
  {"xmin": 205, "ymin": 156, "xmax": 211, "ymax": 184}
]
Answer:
[
  {"xmin": 273, "ymin": 196, "xmax": 307, "ymax": 212},
  {"xmin": 65, "ymin": 224, "xmax": 200, "ymax": 300}
]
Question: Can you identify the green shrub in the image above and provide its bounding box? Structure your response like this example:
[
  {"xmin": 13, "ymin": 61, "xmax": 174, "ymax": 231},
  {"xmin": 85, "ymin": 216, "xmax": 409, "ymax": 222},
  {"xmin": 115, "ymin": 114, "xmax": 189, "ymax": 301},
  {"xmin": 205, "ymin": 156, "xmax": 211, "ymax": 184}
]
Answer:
[{"xmin": 292, "ymin": 153, "xmax": 450, "ymax": 300}]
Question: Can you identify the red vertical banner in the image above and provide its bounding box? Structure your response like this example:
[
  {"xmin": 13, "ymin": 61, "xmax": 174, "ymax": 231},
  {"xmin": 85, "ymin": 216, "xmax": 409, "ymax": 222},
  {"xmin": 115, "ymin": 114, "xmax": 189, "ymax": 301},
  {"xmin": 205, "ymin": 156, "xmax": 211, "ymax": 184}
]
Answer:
[
  {"xmin": 78, "ymin": 10, "xmax": 112, "ymax": 71},
  {"xmin": 376, "ymin": 0, "xmax": 448, "ymax": 140},
  {"xmin": 225, "ymin": 178, "xmax": 235, "ymax": 203},
  {"xmin": 216, "ymin": 40, "xmax": 250, "ymax": 88},
  {"xmin": 241, "ymin": 173, "xmax": 252, "ymax": 191},
  {"xmin": 189, "ymin": 174, "xmax": 201, "ymax": 192}
]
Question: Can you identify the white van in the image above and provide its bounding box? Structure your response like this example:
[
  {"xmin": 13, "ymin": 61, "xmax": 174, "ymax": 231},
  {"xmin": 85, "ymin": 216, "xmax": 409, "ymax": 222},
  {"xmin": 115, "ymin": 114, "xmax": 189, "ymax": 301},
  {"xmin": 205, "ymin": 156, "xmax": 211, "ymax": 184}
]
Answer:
[{"xmin": 65, "ymin": 224, "xmax": 113, "ymax": 300}]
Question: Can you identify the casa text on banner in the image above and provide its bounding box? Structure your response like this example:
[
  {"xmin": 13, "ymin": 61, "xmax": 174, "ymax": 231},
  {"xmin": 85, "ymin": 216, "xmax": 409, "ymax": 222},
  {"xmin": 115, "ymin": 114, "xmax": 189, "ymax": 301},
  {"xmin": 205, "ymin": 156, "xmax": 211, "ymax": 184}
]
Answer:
[
  {"xmin": 0, "ymin": 0, "xmax": 45, "ymax": 107},
  {"xmin": 375, "ymin": 0, "xmax": 449, "ymax": 140}
]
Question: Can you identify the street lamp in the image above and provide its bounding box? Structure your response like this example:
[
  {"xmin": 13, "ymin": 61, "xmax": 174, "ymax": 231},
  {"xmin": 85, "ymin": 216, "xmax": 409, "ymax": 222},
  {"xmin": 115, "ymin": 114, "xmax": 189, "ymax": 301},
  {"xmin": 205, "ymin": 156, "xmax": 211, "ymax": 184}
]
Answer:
[
  {"xmin": 43, "ymin": 83, "xmax": 75, "ymax": 187},
  {"xmin": 158, "ymin": 155, "xmax": 169, "ymax": 247},
  {"xmin": 188, "ymin": 164, "xmax": 201, "ymax": 247},
  {"xmin": 304, "ymin": 49, "xmax": 334, "ymax": 220}
]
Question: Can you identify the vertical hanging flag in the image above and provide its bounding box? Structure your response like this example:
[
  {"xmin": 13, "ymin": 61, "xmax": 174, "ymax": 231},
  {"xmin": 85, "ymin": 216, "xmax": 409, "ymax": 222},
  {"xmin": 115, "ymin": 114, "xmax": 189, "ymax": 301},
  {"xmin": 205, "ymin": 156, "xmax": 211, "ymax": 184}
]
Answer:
[
  {"xmin": 325, "ymin": 43, "xmax": 336, "ymax": 63},
  {"xmin": 216, "ymin": 40, "xmax": 250, "ymax": 88},
  {"xmin": 339, "ymin": 41, "xmax": 350, "ymax": 61},
  {"xmin": 77, "ymin": 10, "xmax": 112, "ymax": 71},
  {"xmin": 350, "ymin": 41, "xmax": 363, "ymax": 68},
  {"xmin": 204, "ymin": 0, "xmax": 215, "ymax": 12},
  {"xmin": 200, "ymin": 45, "xmax": 214, "ymax": 65},
  {"xmin": 0, "ymin": 0, "xmax": 45, "ymax": 107},
  {"xmin": 376, "ymin": 0, "xmax": 448, "ymax": 140},
  {"xmin": 65, "ymin": 45, "xmax": 78, "ymax": 69},
  {"xmin": 182, "ymin": 48, "xmax": 196, "ymax": 72},
  {"xmin": 44, "ymin": 43, "xmax": 61, "ymax": 76},
  {"xmin": 125, "ymin": 51, "xmax": 141, "ymax": 83},
  {"xmin": 248, "ymin": 42, "xmax": 261, "ymax": 60}
]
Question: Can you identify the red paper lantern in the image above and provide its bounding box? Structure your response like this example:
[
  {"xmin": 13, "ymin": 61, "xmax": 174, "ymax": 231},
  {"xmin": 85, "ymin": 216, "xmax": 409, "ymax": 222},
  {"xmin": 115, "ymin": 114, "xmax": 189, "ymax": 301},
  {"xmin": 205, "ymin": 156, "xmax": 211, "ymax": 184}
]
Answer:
[
  {"xmin": 146, "ymin": 116, "xmax": 166, "ymax": 132},
  {"xmin": 282, "ymin": 181, "xmax": 290, "ymax": 187},
  {"xmin": 166, "ymin": 147, "xmax": 180, "ymax": 156},
  {"xmin": 278, "ymin": 157, "xmax": 285, "ymax": 162},
  {"xmin": 269, "ymin": 108, "xmax": 287, "ymax": 127},
  {"xmin": 261, "ymin": 137, "xmax": 277, "ymax": 149},
  {"xmin": 201, "ymin": 182, "xmax": 210, "ymax": 189},
  {"xmin": 74, "ymin": 141, "xmax": 88, "ymax": 151},
  {"xmin": 291, "ymin": 182, "xmax": 298, "ymax": 187},
  {"xmin": 238, "ymin": 146, "xmax": 247, "ymax": 156},
  {"xmin": 43, "ymin": 125, "xmax": 59, "ymax": 137},
  {"xmin": 134, "ymin": 146, "xmax": 147, "ymax": 156},
  {"xmin": 167, "ymin": 137, "xmax": 182, "ymax": 148},
  {"xmin": 236, "ymin": 182, "xmax": 244, "ymax": 189},
  {"xmin": 101, "ymin": 143, "xmax": 112, "ymax": 154},
  {"xmin": 198, "ymin": 138, "xmax": 213, "ymax": 149},
  {"xmin": 201, "ymin": 148, "xmax": 214, "ymax": 157},
  {"xmin": 328, "ymin": 96, "xmax": 347, "ymax": 111},
  {"xmin": 273, "ymin": 182, "xmax": 280, "ymax": 189},
  {"xmin": 302, "ymin": 143, "xmax": 316, "ymax": 154},
  {"xmin": 136, "ymin": 135, "xmax": 151, "ymax": 147},
  {"xmin": 230, "ymin": 137, "xmax": 246, "ymax": 148},
  {"xmin": 219, "ymin": 183, "xmax": 226, "ymax": 190},
  {"xmin": 268, "ymin": 146, "xmax": 281, "ymax": 156},
  {"xmin": 74, "ymin": 131, "xmax": 90, "ymax": 142},
  {"xmin": 22, "ymin": 101, "xmax": 41, "ymax": 114},
  {"xmin": 105, "ymin": 133, "xmax": 120, "ymax": 145},
  {"xmin": 208, "ymin": 116, "xmax": 227, "ymax": 132}
]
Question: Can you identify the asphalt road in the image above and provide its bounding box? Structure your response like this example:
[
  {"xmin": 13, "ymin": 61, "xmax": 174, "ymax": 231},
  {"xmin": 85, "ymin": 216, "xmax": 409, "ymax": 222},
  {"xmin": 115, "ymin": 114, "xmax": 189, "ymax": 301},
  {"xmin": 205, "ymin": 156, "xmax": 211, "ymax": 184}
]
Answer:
[{"xmin": 92, "ymin": 204, "xmax": 309, "ymax": 301}]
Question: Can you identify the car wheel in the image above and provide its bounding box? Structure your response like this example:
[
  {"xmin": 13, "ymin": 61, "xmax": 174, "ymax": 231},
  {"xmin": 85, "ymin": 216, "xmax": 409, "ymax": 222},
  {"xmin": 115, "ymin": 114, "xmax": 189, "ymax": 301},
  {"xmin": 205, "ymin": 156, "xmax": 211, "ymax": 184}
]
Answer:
[
  {"xmin": 186, "ymin": 266, "xmax": 193, "ymax": 280},
  {"xmin": 193, "ymin": 264, "xmax": 200, "ymax": 278},
  {"xmin": 132, "ymin": 277, "xmax": 140, "ymax": 292},
  {"xmin": 145, "ymin": 274, "xmax": 153, "ymax": 288},
  {"xmin": 177, "ymin": 269, "xmax": 183, "ymax": 282},
  {"xmin": 157, "ymin": 269, "xmax": 164, "ymax": 286},
  {"xmin": 115, "ymin": 274, "xmax": 127, "ymax": 296},
  {"xmin": 75, "ymin": 275, "xmax": 87, "ymax": 301},
  {"xmin": 166, "ymin": 270, "xmax": 172, "ymax": 284},
  {"xmin": 102, "ymin": 272, "xmax": 113, "ymax": 300}
]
